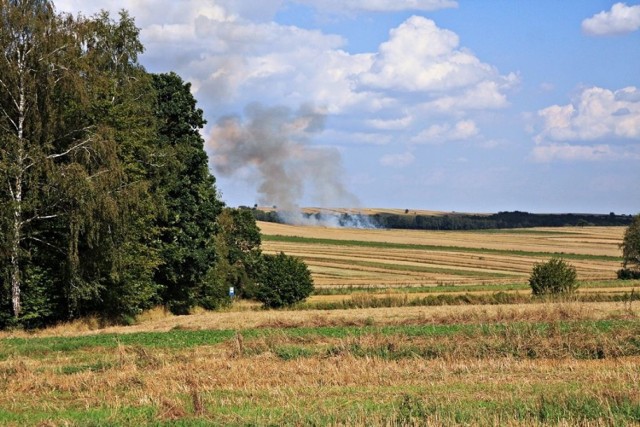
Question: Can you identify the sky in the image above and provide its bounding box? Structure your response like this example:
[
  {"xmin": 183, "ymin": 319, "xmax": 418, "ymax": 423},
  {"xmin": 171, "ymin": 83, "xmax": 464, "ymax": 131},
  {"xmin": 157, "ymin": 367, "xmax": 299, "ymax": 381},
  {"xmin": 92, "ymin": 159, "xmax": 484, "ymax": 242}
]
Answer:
[{"xmin": 55, "ymin": 0, "xmax": 640, "ymax": 214}]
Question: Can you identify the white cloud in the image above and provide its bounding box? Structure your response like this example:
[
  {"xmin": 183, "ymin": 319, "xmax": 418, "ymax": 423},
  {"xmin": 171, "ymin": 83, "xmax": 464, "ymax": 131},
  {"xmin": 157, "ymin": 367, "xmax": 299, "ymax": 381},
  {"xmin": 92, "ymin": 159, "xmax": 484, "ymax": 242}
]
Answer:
[
  {"xmin": 360, "ymin": 17, "xmax": 496, "ymax": 92},
  {"xmin": 535, "ymin": 86, "xmax": 640, "ymax": 144},
  {"xmin": 296, "ymin": 0, "xmax": 457, "ymax": 13},
  {"xmin": 532, "ymin": 86, "xmax": 640, "ymax": 162},
  {"xmin": 582, "ymin": 2, "xmax": 640, "ymax": 36},
  {"xmin": 380, "ymin": 152, "xmax": 416, "ymax": 167},
  {"xmin": 411, "ymin": 120, "xmax": 479, "ymax": 144},
  {"xmin": 366, "ymin": 115, "xmax": 413, "ymax": 130}
]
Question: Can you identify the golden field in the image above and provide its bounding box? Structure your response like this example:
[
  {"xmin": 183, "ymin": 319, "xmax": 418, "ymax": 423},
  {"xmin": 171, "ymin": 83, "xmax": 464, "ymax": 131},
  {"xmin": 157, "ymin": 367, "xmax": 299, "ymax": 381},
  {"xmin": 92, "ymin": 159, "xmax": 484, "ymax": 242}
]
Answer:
[
  {"xmin": 259, "ymin": 221, "xmax": 625, "ymax": 287},
  {"xmin": 1, "ymin": 221, "xmax": 639, "ymax": 426}
]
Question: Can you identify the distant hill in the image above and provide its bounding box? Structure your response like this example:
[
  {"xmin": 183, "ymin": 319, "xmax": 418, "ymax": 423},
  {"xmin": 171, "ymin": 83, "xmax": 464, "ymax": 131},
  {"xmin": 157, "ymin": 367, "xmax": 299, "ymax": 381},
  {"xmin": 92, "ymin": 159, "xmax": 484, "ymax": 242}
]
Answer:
[{"xmin": 244, "ymin": 206, "xmax": 634, "ymax": 230}]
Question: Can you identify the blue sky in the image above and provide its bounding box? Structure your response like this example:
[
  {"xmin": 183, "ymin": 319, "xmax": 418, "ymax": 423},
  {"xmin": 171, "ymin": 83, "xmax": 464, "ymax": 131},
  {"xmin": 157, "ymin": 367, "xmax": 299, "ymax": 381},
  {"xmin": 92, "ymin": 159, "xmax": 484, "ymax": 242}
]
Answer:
[{"xmin": 57, "ymin": 1, "xmax": 640, "ymax": 214}]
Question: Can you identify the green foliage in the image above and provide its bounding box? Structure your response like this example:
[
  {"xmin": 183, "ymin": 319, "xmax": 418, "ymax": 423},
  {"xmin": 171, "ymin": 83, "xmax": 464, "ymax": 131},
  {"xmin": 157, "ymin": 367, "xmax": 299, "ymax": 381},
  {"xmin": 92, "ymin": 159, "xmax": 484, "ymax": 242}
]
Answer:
[
  {"xmin": 0, "ymin": 4, "xmax": 263, "ymax": 328},
  {"xmin": 212, "ymin": 208, "xmax": 262, "ymax": 300},
  {"xmin": 621, "ymin": 214, "xmax": 640, "ymax": 275},
  {"xmin": 150, "ymin": 72, "xmax": 223, "ymax": 315},
  {"xmin": 617, "ymin": 269, "xmax": 640, "ymax": 280},
  {"xmin": 255, "ymin": 252, "xmax": 314, "ymax": 308},
  {"xmin": 529, "ymin": 258, "xmax": 578, "ymax": 296}
]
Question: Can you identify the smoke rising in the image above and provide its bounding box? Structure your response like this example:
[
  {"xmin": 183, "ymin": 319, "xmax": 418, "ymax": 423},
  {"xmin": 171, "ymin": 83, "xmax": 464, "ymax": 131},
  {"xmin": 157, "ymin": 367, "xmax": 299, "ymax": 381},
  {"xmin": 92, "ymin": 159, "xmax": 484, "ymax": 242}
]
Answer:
[{"xmin": 209, "ymin": 103, "xmax": 374, "ymax": 227}]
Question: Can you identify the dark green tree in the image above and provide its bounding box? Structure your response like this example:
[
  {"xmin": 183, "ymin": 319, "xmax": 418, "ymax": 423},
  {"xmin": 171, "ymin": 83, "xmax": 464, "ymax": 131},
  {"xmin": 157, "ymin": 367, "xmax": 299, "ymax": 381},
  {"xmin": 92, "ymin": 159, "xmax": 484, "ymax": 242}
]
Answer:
[
  {"xmin": 529, "ymin": 258, "xmax": 578, "ymax": 296},
  {"xmin": 619, "ymin": 214, "xmax": 640, "ymax": 279},
  {"xmin": 60, "ymin": 10, "xmax": 161, "ymax": 322},
  {"xmin": 255, "ymin": 252, "xmax": 314, "ymax": 308},
  {"xmin": 210, "ymin": 208, "xmax": 262, "ymax": 302},
  {"xmin": 150, "ymin": 72, "xmax": 223, "ymax": 314}
]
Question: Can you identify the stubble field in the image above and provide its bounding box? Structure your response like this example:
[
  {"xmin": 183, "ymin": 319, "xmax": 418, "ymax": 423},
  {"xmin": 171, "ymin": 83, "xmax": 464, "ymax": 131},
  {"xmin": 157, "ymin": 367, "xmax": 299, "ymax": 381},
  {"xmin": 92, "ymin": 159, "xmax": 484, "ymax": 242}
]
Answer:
[
  {"xmin": 259, "ymin": 221, "xmax": 625, "ymax": 287},
  {"xmin": 0, "ymin": 221, "xmax": 639, "ymax": 426}
]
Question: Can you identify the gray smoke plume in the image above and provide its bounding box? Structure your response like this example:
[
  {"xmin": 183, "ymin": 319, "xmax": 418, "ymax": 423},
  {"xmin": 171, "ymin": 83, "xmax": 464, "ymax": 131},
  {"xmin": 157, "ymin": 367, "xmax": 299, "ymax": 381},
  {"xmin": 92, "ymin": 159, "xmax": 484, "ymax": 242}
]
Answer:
[{"xmin": 209, "ymin": 103, "xmax": 371, "ymax": 227}]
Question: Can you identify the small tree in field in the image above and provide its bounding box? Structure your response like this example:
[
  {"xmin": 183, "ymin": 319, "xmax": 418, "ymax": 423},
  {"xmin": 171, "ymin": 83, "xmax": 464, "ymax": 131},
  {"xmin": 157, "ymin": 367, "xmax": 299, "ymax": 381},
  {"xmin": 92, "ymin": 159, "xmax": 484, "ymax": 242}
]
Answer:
[
  {"xmin": 618, "ymin": 214, "xmax": 640, "ymax": 279},
  {"xmin": 255, "ymin": 252, "xmax": 314, "ymax": 308},
  {"xmin": 529, "ymin": 258, "xmax": 578, "ymax": 296}
]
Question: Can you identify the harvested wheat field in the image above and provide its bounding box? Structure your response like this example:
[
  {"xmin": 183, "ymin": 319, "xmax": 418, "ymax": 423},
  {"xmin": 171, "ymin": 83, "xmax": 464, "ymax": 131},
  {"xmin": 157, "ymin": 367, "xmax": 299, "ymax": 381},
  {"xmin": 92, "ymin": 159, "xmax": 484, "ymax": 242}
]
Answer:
[
  {"xmin": 1, "ymin": 300, "xmax": 639, "ymax": 426},
  {"xmin": 259, "ymin": 222, "xmax": 625, "ymax": 287},
  {"xmin": 2, "ymin": 222, "xmax": 639, "ymax": 426}
]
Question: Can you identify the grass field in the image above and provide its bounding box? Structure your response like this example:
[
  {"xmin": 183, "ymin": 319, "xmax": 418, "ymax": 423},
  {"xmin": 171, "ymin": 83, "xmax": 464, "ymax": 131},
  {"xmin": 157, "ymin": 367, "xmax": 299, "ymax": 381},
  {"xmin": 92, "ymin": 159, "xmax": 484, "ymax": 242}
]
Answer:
[{"xmin": 1, "ymin": 222, "xmax": 639, "ymax": 426}]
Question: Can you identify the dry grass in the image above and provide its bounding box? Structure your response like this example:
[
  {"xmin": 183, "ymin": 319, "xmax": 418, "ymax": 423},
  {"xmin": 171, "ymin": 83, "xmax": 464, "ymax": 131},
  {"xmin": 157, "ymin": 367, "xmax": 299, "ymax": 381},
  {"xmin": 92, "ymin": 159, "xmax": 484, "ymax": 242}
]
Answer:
[
  {"xmin": 1, "ymin": 321, "xmax": 639, "ymax": 425},
  {"xmin": 2, "ymin": 300, "xmax": 635, "ymax": 339}
]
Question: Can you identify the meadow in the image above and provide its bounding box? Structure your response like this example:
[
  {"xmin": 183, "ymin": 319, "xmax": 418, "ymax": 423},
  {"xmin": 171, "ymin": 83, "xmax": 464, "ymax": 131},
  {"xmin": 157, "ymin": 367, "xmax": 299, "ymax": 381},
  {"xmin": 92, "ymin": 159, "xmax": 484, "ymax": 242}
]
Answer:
[{"xmin": 0, "ymin": 221, "xmax": 639, "ymax": 426}]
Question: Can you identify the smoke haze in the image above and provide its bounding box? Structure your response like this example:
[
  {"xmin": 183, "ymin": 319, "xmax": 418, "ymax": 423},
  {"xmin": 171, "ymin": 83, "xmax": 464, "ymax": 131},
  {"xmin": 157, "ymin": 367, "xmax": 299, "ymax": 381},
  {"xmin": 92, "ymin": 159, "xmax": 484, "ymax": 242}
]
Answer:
[{"xmin": 208, "ymin": 103, "xmax": 363, "ymax": 225}]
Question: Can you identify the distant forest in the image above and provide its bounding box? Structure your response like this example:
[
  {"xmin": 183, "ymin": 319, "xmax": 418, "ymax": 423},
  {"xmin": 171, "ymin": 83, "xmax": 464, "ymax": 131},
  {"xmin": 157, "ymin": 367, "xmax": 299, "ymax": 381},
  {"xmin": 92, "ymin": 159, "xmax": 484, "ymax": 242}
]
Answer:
[{"xmin": 251, "ymin": 209, "xmax": 634, "ymax": 230}]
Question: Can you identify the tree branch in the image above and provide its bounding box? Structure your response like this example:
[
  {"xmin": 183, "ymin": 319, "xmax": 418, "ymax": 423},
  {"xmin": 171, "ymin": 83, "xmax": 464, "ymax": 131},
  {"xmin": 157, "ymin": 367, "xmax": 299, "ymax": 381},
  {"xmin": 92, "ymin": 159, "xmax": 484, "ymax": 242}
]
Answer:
[{"xmin": 47, "ymin": 136, "xmax": 94, "ymax": 160}]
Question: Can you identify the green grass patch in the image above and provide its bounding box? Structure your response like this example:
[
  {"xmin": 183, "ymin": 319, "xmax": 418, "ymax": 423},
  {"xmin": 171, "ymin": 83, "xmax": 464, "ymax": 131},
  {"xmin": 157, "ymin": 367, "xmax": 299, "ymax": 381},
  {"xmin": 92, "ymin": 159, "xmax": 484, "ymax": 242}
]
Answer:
[
  {"xmin": 0, "ymin": 329, "xmax": 236, "ymax": 359},
  {"xmin": 255, "ymin": 320, "xmax": 640, "ymax": 361}
]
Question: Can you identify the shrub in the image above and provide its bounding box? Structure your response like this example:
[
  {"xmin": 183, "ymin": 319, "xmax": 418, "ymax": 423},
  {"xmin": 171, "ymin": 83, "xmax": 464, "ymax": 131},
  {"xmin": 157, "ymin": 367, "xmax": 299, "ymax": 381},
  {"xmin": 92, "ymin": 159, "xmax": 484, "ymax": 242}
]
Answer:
[
  {"xmin": 529, "ymin": 258, "xmax": 578, "ymax": 296},
  {"xmin": 620, "ymin": 214, "xmax": 640, "ymax": 277},
  {"xmin": 255, "ymin": 252, "xmax": 314, "ymax": 308},
  {"xmin": 617, "ymin": 268, "xmax": 640, "ymax": 280}
]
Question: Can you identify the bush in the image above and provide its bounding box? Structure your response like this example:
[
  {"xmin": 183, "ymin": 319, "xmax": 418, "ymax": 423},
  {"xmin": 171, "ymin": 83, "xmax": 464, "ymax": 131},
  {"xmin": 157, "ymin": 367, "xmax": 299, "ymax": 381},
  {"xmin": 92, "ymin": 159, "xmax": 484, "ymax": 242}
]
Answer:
[
  {"xmin": 255, "ymin": 252, "xmax": 314, "ymax": 308},
  {"xmin": 617, "ymin": 268, "xmax": 640, "ymax": 280},
  {"xmin": 620, "ymin": 214, "xmax": 640, "ymax": 276},
  {"xmin": 529, "ymin": 258, "xmax": 578, "ymax": 296}
]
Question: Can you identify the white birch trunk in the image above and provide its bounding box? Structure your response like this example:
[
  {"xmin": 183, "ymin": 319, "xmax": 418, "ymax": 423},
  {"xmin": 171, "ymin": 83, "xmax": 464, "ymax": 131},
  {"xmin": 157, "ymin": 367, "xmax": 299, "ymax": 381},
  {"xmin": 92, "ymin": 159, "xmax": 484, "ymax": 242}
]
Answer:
[{"xmin": 9, "ymin": 46, "xmax": 27, "ymax": 318}]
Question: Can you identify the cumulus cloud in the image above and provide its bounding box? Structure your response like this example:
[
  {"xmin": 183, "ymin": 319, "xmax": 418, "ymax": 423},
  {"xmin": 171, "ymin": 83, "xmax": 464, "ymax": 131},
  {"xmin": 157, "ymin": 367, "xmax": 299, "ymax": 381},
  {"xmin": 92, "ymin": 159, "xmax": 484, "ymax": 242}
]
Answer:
[
  {"xmin": 582, "ymin": 2, "xmax": 640, "ymax": 36},
  {"xmin": 366, "ymin": 115, "xmax": 413, "ymax": 130},
  {"xmin": 357, "ymin": 16, "xmax": 517, "ymax": 122},
  {"xmin": 532, "ymin": 86, "xmax": 640, "ymax": 162},
  {"xmin": 55, "ymin": 3, "xmax": 513, "ymax": 119},
  {"xmin": 535, "ymin": 86, "xmax": 640, "ymax": 143},
  {"xmin": 361, "ymin": 17, "xmax": 491, "ymax": 91},
  {"xmin": 296, "ymin": 0, "xmax": 457, "ymax": 13},
  {"xmin": 411, "ymin": 120, "xmax": 479, "ymax": 144}
]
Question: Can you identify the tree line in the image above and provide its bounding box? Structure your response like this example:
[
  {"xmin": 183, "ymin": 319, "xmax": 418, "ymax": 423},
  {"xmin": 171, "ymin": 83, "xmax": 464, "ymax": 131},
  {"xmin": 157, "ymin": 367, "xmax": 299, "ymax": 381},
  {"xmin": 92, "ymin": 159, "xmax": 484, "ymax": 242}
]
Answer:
[
  {"xmin": 252, "ymin": 209, "xmax": 634, "ymax": 230},
  {"xmin": 0, "ymin": 1, "xmax": 312, "ymax": 329}
]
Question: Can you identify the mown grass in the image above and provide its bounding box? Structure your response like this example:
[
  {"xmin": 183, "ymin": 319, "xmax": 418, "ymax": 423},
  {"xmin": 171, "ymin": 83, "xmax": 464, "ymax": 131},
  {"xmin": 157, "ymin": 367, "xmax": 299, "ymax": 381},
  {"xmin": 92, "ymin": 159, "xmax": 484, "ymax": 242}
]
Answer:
[
  {"xmin": 2, "ymin": 319, "xmax": 639, "ymax": 360},
  {"xmin": 263, "ymin": 234, "xmax": 623, "ymax": 262},
  {"xmin": 1, "ymin": 315, "xmax": 639, "ymax": 426}
]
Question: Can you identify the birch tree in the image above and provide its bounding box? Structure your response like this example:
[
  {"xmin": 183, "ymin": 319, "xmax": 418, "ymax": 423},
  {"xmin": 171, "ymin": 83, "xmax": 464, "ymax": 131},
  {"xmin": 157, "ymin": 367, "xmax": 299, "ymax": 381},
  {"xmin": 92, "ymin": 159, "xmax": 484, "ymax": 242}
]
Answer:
[
  {"xmin": 0, "ymin": 0, "xmax": 79, "ymax": 319},
  {"xmin": 0, "ymin": 2, "xmax": 158, "ymax": 325}
]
